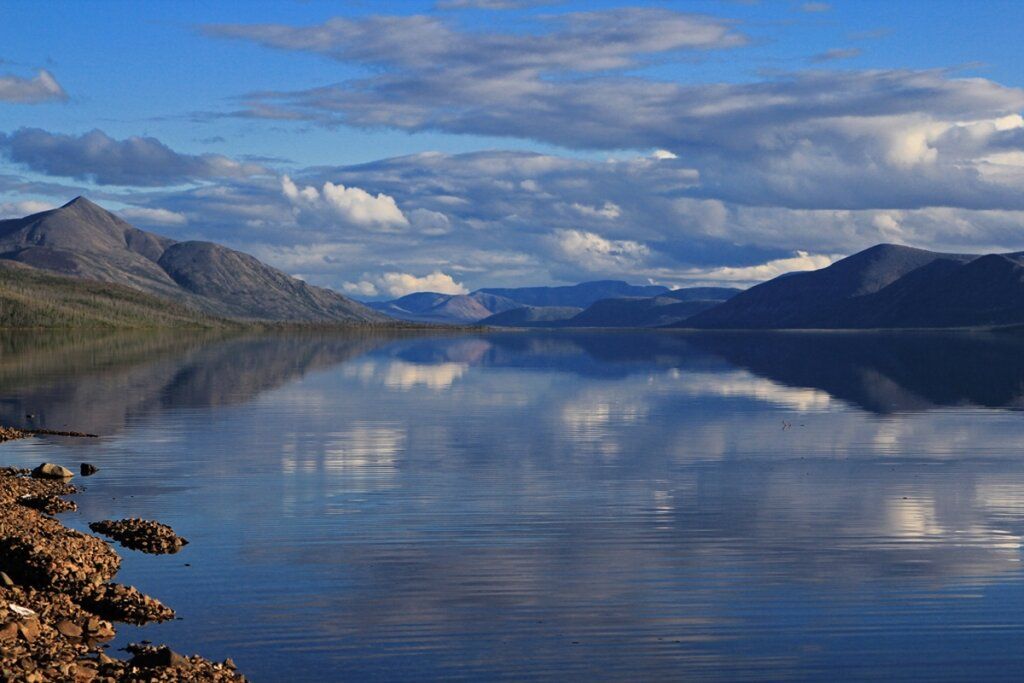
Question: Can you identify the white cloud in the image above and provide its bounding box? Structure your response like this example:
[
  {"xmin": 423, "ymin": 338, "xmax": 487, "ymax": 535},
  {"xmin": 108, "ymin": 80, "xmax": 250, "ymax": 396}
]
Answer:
[
  {"xmin": 570, "ymin": 201, "xmax": 621, "ymax": 220},
  {"xmin": 551, "ymin": 229, "xmax": 649, "ymax": 272},
  {"xmin": 0, "ymin": 70, "xmax": 67, "ymax": 104},
  {"xmin": 341, "ymin": 280, "xmax": 379, "ymax": 297},
  {"xmin": 408, "ymin": 208, "xmax": 452, "ymax": 235},
  {"xmin": 119, "ymin": 206, "xmax": 188, "ymax": 226},
  {"xmin": 683, "ymin": 251, "xmax": 836, "ymax": 285},
  {"xmin": 282, "ymin": 175, "xmax": 409, "ymax": 230},
  {"xmin": 344, "ymin": 270, "xmax": 468, "ymax": 298},
  {"xmin": 871, "ymin": 213, "xmax": 904, "ymax": 241},
  {"xmin": 652, "ymin": 149, "xmax": 678, "ymax": 160},
  {"xmin": 0, "ymin": 200, "xmax": 54, "ymax": 218}
]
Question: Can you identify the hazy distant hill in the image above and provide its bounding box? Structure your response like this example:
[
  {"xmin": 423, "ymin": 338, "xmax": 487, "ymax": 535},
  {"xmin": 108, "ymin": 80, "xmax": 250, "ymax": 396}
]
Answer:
[
  {"xmin": 479, "ymin": 305, "xmax": 584, "ymax": 327},
  {"xmin": 481, "ymin": 287, "xmax": 740, "ymax": 328},
  {"xmin": 567, "ymin": 297, "xmax": 724, "ymax": 328},
  {"xmin": 368, "ymin": 291, "xmax": 521, "ymax": 323},
  {"xmin": 0, "ymin": 197, "xmax": 387, "ymax": 323},
  {"xmin": 477, "ymin": 280, "xmax": 669, "ymax": 308},
  {"xmin": 685, "ymin": 244, "xmax": 1024, "ymax": 329},
  {"xmin": 371, "ymin": 280, "xmax": 672, "ymax": 324}
]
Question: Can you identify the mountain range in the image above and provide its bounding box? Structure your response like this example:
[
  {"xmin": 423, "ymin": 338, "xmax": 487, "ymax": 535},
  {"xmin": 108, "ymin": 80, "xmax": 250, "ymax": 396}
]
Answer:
[
  {"xmin": 0, "ymin": 197, "xmax": 385, "ymax": 324},
  {"xmin": 478, "ymin": 287, "xmax": 741, "ymax": 328},
  {"xmin": 4, "ymin": 199, "xmax": 1024, "ymax": 331},
  {"xmin": 686, "ymin": 244, "xmax": 1024, "ymax": 329},
  {"xmin": 366, "ymin": 280, "xmax": 676, "ymax": 324}
]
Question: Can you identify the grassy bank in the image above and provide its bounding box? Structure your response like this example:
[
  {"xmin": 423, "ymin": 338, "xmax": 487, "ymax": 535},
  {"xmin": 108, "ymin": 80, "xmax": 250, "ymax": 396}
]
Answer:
[{"xmin": 0, "ymin": 262, "xmax": 225, "ymax": 329}]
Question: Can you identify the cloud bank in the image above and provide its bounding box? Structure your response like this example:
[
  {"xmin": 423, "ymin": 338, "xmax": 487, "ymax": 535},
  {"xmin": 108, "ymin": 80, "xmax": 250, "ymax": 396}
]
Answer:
[{"xmin": 0, "ymin": 128, "xmax": 267, "ymax": 186}]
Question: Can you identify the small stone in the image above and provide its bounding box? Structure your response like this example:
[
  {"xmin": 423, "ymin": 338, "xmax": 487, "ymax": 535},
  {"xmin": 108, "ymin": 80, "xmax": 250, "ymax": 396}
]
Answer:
[
  {"xmin": 8, "ymin": 605, "xmax": 36, "ymax": 619},
  {"xmin": 0, "ymin": 571, "xmax": 14, "ymax": 587},
  {"xmin": 16, "ymin": 618, "xmax": 40, "ymax": 642},
  {"xmin": 129, "ymin": 645, "xmax": 188, "ymax": 668},
  {"xmin": 30, "ymin": 463, "xmax": 74, "ymax": 479},
  {"xmin": 80, "ymin": 463, "xmax": 99, "ymax": 476},
  {"xmin": 55, "ymin": 619, "xmax": 83, "ymax": 638}
]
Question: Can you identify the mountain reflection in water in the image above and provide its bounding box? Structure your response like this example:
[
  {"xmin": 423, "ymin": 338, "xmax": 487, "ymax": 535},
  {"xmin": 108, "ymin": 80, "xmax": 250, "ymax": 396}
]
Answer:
[{"xmin": 2, "ymin": 329, "xmax": 1024, "ymax": 681}]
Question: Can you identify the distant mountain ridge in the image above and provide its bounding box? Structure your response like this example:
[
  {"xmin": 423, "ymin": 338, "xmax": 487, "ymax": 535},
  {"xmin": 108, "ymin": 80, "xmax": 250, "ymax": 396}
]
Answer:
[
  {"xmin": 480, "ymin": 287, "xmax": 741, "ymax": 328},
  {"xmin": 476, "ymin": 280, "xmax": 669, "ymax": 308},
  {"xmin": 0, "ymin": 198, "xmax": 386, "ymax": 323},
  {"xmin": 368, "ymin": 280, "xmax": 672, "ymax": 323},
  {"xmin": 686, "ymin": 244, "xmax": 1024, "ymax": 329}
]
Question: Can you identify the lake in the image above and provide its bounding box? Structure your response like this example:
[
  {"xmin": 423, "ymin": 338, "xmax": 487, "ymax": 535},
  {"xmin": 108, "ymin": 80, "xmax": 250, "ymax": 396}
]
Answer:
[{"xmin": 4, "ymin": 328, "xmax": 1024, "ymax": 681}]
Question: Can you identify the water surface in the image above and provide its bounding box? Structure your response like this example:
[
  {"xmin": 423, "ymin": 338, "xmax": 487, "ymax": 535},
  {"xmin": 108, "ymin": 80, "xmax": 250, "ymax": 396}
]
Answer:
[{"xmin": 4, "ymin": 329, "xmax": 1024, "ymax": 681}]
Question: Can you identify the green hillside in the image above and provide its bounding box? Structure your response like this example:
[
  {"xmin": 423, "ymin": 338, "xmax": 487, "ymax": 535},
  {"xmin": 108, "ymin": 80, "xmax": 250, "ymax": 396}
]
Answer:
[{"xmin": 0, "ymin": 261, "xmax": 227, "ymax": 328}]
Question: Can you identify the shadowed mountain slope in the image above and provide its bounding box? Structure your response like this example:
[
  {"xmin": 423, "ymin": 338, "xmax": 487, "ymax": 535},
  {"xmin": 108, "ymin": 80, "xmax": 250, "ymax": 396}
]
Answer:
[
  {"xmin": 684, "ymin": 244, "xmax": 1002, "ymax": 329},
  {"xmin": 0, "ymin": 260, "xmax": 225, "ymax": 328},
  {"xmin": 0, "ymin": 198, "xmax": 387, "ymax": 323}
]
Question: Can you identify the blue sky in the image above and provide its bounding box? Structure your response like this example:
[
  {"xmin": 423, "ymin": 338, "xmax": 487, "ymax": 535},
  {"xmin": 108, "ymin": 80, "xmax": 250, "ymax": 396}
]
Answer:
[{"xmin": 3, "ymin": 0, "xmax": 1024, "ymax": 297}]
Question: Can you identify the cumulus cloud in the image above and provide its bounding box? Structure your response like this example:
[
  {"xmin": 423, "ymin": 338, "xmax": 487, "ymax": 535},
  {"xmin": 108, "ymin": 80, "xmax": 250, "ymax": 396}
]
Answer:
[
  {"xmin": 570, "ymin": 201, "xmax": 621, "ymax": 220},
  {"xmin": 118, "ymin": 206, "xmax": 188, "ymax": 226},
  {"xmin": 0, "ymin": 128, "xmax": 267, "ymax": 186},
  {"xmin": 0, "ymin": 70, "xmax": 67, "ymax": 104},
  {"xmin": 408, "ymin": 208, "xmax": 452, "ymax": 235},
  {"xmin": 281, "ymin": 175, "xmax": 409, "ymax": 230},
  {"xmin": 551, "ymin": 229, "xmax": 649, "ymax": 272},
  {"xmin": 344, "ymin": 271, "xmax": 468, "ymax": 297},
  {"xmin": 682, "ymin": 251, "xmax": 837, "ymax": 285}
]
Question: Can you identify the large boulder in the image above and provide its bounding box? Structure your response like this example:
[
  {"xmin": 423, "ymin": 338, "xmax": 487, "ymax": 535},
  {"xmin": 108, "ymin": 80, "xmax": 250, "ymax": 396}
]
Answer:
[{"xmin": 30, "ymin": 463, "xmax": 73, "ymax": 479}]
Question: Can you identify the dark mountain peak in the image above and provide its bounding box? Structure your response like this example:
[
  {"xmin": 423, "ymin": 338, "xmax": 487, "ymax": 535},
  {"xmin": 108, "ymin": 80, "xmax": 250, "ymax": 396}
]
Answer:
[
  {"xmin": 859, "ymin": 242, "xmax": 927, "ymax": 255},
  {"xmin": 60, "ymin": 195, "xmax": 96, "ymax": 209},
  {"xmin": 54, "ymin": 195, "xmax": 115, "ymax": 220}
]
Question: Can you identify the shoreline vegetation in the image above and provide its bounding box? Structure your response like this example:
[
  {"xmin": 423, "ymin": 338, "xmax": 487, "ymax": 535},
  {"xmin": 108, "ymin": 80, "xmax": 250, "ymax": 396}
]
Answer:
[
  {"xmin": 1, "ymin": 429, "xmax": 246, "ymax": 681},
  {"xmin": 0, "ymin": 261, "xmax": 465, "ymax": 331}
]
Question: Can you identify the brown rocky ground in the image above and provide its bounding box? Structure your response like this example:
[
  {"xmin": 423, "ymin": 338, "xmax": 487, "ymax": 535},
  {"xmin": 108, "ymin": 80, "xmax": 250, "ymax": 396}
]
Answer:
[
  {"xmin": 1, "ymin": 450, "xmax": 246, "ymax": 681},
  {"xmin": 89, "ymin": 520, "xmax": 188, "ymax": 556}
]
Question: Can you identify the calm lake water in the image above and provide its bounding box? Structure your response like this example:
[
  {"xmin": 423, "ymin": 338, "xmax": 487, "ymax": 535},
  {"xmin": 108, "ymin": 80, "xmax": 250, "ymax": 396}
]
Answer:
[{"xmin": 5, "ymin": 329, "xmax": 1024, "ymax": 681}]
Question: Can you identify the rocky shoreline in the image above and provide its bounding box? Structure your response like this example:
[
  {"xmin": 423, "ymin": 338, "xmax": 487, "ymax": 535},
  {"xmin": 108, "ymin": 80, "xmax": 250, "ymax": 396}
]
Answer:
[{"xmin": 1, "ymin": 431, "xmax": 247, "ymax": 681}]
